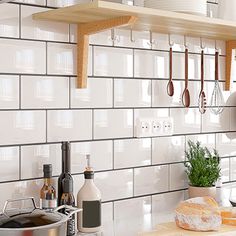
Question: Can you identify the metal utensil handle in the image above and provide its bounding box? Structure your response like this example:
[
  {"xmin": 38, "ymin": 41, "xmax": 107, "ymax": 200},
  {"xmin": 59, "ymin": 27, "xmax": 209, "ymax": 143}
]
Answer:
[
  {"xmin": 215, "ymin": 51, "xmax": 219, "ymax": 81},
  {"xmin": 54, "ymin": 205, "xmax": 82, "ymax": 218},
  {"xmin": 3, "ymin": 197, "xmax": 37, "ymax": 214}
]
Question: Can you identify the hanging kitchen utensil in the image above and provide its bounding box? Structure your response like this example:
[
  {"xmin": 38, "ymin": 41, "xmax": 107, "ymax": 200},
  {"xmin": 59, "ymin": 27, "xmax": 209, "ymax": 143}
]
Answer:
[
  {"xmin": 182, "ymin": 36, "xmax": 190, "ymax": 107},
  {"xmin": 167, "ymin": 34, "xmax": 174, "ymax": 97},
  {"xmin": 198, "ymin": 41, "xmax": 207, "ymax": 114},
  {"xmin": 210, "ymin": 42, "xmax": 224, "ymax": 115}
]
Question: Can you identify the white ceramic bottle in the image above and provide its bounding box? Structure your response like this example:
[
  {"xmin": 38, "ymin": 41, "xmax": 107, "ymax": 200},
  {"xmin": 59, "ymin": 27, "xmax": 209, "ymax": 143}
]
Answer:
[{"xmin": 77, "ymin": 155, "xmax": 102, "ymax": 233}]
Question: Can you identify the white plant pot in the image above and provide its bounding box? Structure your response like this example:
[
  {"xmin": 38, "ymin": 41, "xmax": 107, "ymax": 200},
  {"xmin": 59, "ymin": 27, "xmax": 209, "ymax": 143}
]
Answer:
[
  {"xmin": 188, "ymin": 185, "xmax": 217, "ymax": 199},
  {"xmin": 218, "ymin": 0, "xmax": 236, "ymax": 21}
]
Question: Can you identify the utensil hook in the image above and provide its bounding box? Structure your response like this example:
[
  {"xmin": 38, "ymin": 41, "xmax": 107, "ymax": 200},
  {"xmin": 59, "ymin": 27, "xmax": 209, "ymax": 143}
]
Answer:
[
  {"xmin": 147, "ymin": 30, "xmax": 156, "ymax": 47},
  {"xmin": 168, "ymin": 34, "xmax": 174, "ymax": 47},
  {"xmin": 110, "ymin": 29, "xmax": 119, "ymax": 43},
  {"xmin": 215, "ymin": 40, "xmax": 219, "ymax": 53},
  {"xmin": 184, "ymin": 35, "xmax": 188, "ymax": 49},
  {"xmin": 200, "ymin": 37, "xmax": 205, "ymax": 50},
  {"xmin": 130, "ymin": 29, "xmax": 135, "ymax": 43}
]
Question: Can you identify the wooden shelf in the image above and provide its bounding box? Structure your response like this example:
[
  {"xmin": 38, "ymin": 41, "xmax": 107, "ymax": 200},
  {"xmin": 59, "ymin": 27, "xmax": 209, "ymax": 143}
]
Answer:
[{"xmin": 33, "ymin": 0, "xmax": 236, "ymax": 89}]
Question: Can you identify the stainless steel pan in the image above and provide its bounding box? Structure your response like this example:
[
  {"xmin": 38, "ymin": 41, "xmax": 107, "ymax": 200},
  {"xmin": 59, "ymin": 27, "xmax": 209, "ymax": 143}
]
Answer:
[{"xmin": 0, "ymin": 197, "xmax": 82, "ymax": 236}]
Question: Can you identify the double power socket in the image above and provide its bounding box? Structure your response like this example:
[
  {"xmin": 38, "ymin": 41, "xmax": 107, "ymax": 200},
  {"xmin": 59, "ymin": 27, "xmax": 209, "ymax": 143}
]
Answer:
[{"xmin": 135, "ymin": 117, "xmax": 174, "ymax": 138}]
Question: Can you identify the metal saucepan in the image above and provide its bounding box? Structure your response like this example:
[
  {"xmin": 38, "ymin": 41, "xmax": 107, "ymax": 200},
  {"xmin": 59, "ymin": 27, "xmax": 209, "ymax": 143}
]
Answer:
[{"xmin": 0, "ymin": 197, "xmax": 82, "ymax": 236}]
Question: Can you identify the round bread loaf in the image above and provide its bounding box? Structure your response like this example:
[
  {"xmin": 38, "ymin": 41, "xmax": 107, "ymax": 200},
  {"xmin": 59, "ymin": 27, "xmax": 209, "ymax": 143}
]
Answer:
[{"xmin": 175, "ymin": 197, "xmax": 222, "ymax": 231}]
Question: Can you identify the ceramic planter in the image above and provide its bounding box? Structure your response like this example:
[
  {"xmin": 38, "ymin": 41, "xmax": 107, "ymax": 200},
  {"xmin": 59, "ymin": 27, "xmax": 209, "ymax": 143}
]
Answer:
[{"xmin": 188, "ymin": 185, "xmax": 216, "ymax": 199}]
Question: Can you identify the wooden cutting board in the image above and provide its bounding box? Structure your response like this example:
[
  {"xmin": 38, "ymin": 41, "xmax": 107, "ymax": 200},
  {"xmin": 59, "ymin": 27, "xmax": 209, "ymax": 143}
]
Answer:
[{"xmin": 140, "ymin": 222, "xmax": 236, "ymax": 236}]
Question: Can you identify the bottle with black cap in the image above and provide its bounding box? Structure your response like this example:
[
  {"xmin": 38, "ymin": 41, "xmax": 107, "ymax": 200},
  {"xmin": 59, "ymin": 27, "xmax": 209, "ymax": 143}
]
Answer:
[
  {"xmin": 77, "ymin": 155, "xmax": 102, "ymax": 233},
  {"xmin": 60, "ymin": 178, "xmax": 76, "ymax": 236},
  {"xmin": 40, "ymin": 164, "xmax": 57, "ymax": 211},
  {"xmin": 58, "ymin": 141, "xmax": 73, "ymax": 206}
]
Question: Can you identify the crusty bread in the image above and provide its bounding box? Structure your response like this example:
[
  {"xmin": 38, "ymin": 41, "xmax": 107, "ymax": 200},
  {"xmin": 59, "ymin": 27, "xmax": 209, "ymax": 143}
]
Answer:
[{"xmin": 175, "ymin": 197, "xmax": 222, "ymax": 231}]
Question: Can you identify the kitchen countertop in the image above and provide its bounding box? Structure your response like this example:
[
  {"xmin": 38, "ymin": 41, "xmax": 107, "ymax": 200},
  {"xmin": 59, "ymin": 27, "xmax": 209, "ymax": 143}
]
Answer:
[{"xmin": 77, "ymin": 183, "xmax": 236, "ymax": 236}]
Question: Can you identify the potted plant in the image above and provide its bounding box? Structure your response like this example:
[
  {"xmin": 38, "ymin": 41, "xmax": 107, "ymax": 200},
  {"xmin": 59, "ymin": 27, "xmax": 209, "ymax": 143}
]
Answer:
[{"xmin": 185, "ymin": 140, "xmax": 221, "ymax": 199}]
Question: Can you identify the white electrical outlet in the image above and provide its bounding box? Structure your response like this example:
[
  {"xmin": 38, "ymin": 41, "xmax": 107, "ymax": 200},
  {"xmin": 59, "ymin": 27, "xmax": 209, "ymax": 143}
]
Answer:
[
  {"xmin": 135, "ymin": 119, "xmax": 152, "ymax": 137},
  {"xmin": 163, "ymin": 118, "xmax": 174, "ymax": 135},
  {"xmin": 135, "ymin": 117, "xmax": 174, "ymax": 138}
]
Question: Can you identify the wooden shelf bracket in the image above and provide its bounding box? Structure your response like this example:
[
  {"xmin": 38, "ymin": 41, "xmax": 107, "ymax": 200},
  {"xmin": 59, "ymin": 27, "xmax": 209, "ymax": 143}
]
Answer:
[
  {"xmin": 226, "ymin": 40, "xmax": 236, "ymax": 91},
  {"xmin": 77, "ymin": 16, "xmax": 137, "ymax": 88}
]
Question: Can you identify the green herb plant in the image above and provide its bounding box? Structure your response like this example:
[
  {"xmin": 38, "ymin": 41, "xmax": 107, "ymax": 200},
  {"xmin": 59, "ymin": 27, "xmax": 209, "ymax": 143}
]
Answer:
[{"xmin": 185, "ymin": 140, "xmax": 221, "ymax": 187}]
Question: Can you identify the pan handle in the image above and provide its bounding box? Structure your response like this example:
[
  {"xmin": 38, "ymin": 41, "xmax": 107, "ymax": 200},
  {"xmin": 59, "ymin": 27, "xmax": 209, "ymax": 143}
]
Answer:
[
  {"xmin": 54, "ymin": 205, "xmax": 82, "ymax": 219},
  {"xmin": 3, "ymin": 197, "xmax": 37, "ymax": 215}
]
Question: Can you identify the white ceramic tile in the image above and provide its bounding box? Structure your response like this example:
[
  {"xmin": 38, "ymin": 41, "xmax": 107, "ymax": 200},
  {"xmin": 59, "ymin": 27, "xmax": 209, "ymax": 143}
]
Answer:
[
  {"xmin": 221, "ymin": 158, "xmax": 230, "ymax": 183},
  {"xmin": 94, "ymin": 47, "xmax": 133, "ymax": 77},
  {"xmin": 114, "ymin": 138, "xmax": 151, "ymax": 168},
  {"xmin": 70, "ymin": 77, "xmax": 113, "ymax": 108},
  {"xmin": 173, "ymin": 53, "xmax": 200, "ymax": 80},
  {"xmin": 169, "ymin": 163, "xmax": 188, "ymax": 191},
  {"xmin": 230, "ymin": 157, "xmax": 236, "ymax": 181},
  {"xmin": 0, "ymin": 39, "xmax": 46, "ymax": 74},
  {"xmin": 102, "ymin": 202, "xmax": 113, "ymax": 223},
  {"xmin": 134, "ymin": 50, "xmax": 168, "ymax": 78},
  {"xmin": 0, "ymin": 75, "xmax": 19, "ymax": 109},
  {"xmin": 0, "ymin": 4, "xmax": 19, "ymax": 38},
  {"xmin": 0, "ymin": 111, "xmax": 45, "ymax": 145},
  {"xmin": 114, "ymin": 196, "xmax": 151, "ymax": 220},
  {"xmin": 0, "ymin": 178, "xmax": 47, "ymax": 210},
  {"xmin": 95, "ymin": 169, "xmax": 133, "ymax": 201},
  {"xmin": 205, "ymin": 55, "xmax": 225, "ymax": 81},
  {"xmin": 152, "ymin": 80, "xmax": 182, "ymax": 107},
  {"xmin": 73, "ymin": 174, "xmax": 84, "ymax": 198},
  {"xmin": 47, "ymin": 0, "xmax": 90, "ymax": 7},
  {"xmin": 47, "ymin": 43, "xmax": 76, "ymax": 75},
  {"xmin": 152, "ymin": 191, "xmax": 185, "ymax": 213},
  {"xmin": 0, "ymin": 147, "xmax": 19, "ymax": 182},
  {"xmin": 171, "ymin": 34, "xmax": 185, "ymax": 52},
  {"xmin": 230, "ymin": 108, "xmax": 236, "ymax": 132},
  {"xmin": 71, "ymin": 140, "xmax": 113, "ymax": 173},
  {"xmin": 94, "ymin": 109, "xmax": 133, "ymax": 139},
  {"xmin": 187, "ymin": 37, "xmax": 201, "ymax": 53},
  {"xmin": 132, "ymin": 30, "xmax": 152, "ymax": 49},
  {"xmin": 152, "ymin": 136, "xmax": 185, "ymax": 164},
  {"xmin": 21, "ymin": 144, "xmax": 61, "ymax": 179},
  {"xmin": 90, "ymin": 30, "xmax": 114, "ymax": 46},
  {"xmin": 21, "ymin": 76, "xmax": 69, "ymax": 109},
  {"xmin": 186, "ymin": 134, "xmax": 216, "ymax": 152},
  {"xmin": 170, "ymin": 108, "xmax": 201, "ymax": 135},
  {"xmin": 216, "ymin": 133, "xmax": 236, "ymax": 157},
  {"xmin": 202, "ymin": 107, "xmax": 230, "ymax": 133},
  {"xmin": 47, "ymin": 110, "xmax": 92, "ymax": 142},
  {"xmin": 152, "ymin": 33, "xmax": 169, "ymax": 51},
  {"xmin": 134, "ymin": 165, "xmax": 169, "ymax": 196},
  {"xmin": 152, "ymin": 80, "xmax": 200, "ymax": 107},
  {"xmin": 134, "ymin": 108, "xmax": 169, "ymax": 125},
  {"xmin": 21, "ymin": 6, "xmax": 69, "ymax": 42},
  {"xmin": 113, "ymin": 29, "xmax": 137, "ymax": 48},
  {"xmin": 114, "ymin": 79, "xmax": 151, "ymax": 107},
  {"xmin": 15, "ymin": 0, "xmax": 45, "ymax": 5}
]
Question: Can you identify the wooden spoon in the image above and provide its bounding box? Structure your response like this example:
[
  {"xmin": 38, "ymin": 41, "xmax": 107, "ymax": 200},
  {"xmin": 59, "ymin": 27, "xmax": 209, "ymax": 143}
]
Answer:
[
  {"xmin": 182, "ymin": 48, "xmax": 190, "ymax": 107},
  {"xmin": 167, "ymin": 47, "xmax": 174, "ymax": 96}
]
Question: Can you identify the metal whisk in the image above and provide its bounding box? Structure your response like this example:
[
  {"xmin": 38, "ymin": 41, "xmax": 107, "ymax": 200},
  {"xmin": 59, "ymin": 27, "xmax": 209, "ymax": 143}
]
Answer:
[{"xmin": 210, "ymin": 43, "xmax": 224, "ymax": 115}]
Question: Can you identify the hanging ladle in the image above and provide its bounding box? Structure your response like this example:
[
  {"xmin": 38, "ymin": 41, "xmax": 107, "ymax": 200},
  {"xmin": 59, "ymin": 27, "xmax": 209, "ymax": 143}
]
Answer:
[
  {"xmin": 198, "ymin": 39, "xmax": 207, "ymax": 114},
  {"xmin": 182, "ymin": 36, "xmax": 190, "ymax": 107},
  {"xmin": 167, "ymin": 34, "xmax": 174, "ymax": 97}
]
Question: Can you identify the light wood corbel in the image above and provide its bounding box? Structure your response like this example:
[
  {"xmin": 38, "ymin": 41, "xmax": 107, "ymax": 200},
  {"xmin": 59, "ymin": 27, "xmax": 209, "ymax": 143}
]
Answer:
[
  {"xmin": 226, "ymin": 40, "xmax": 236, "ymax": 91},
  {"xmin": 77, "ymin": 16, "xmax": 137, "ymax": 88}
]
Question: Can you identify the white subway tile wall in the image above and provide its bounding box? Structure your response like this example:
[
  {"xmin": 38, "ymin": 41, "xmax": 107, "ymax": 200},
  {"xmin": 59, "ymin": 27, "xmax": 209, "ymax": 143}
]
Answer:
[{"xmin": 0, "ymin": 0, "xmax": 233, "ymax": 226}]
